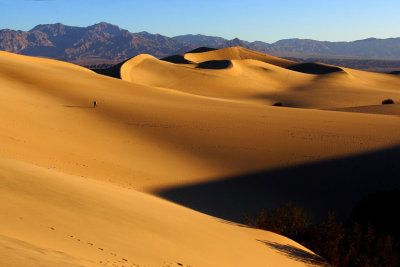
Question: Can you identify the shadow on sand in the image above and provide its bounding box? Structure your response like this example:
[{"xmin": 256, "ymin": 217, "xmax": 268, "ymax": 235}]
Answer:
[
  {"xmin": 64, "ymin": 105, "xmax": 94, "ymax": 108},
  {"xmin": 158, "ymin": 145, "xmax": 400, "ymax": 223},
  {"xmin": 187, "ymin": 47, "xmax": 217, "ymax": 54},
  {"xmin": 258, "ymin": 240, "xmax": 329, "ymax": 266},
  {"xmin": 196, "ymin": 60, "xmax": 232, "ymax": 70},
  {"xmin": 92, "ymin": 58, "xmax": 131, "ymax": 79},
  {"xmin": 161, "ymin": 47, "xmax": 217, "ymax": 64},
  {"xmin": 287, "ymin": 63, "xmax": 343, "ymax": 75},
  {"xmin": 161, "ymin": 54, "xmax": 192, "ymax": 64}
]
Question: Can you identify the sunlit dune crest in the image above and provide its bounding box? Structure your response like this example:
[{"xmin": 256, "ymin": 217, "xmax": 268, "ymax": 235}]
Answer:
[{"xmin": 121, "ymin": 46, "xmax": 400, "ymax": 108}]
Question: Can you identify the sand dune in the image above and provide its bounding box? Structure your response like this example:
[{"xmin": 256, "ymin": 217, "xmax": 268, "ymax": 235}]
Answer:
[
  {"xmin": 329, "ymin": 103, "xmax": 400, "ymax": 116},
  {"xmin": 2, "ymin": 51, "xmax": 400, "ymax": 191},
  {"xmin": 184, "ymin": 46, "xmax": 296, "ymax": 68},
  {"xmin": 2, "ymin": 49, "xmax": 400, "ymax": 266},
  {"xmin": 1, "ymin": 156, "xmax": 324, "ymax": 267},
  {"xmin": 121, "ymin": 53, "xmax": 313, "ymax": 102},
  {"xmin": 121, "ymin": 47, "xmax": 400, "ymax": 108}
]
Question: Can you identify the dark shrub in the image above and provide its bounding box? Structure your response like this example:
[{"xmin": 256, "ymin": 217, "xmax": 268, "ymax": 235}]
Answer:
[
  {"xmin": 351, "ymin": 190, "xmax": 400, "ymax": 244},
  {"xmin": 273, "ymin": 102, "xmax": 283, "ymax": 106},
  {"xmin": 245, "ymin": 201, "xmax": 399, "ymax": 267},
  {"xmin": 306, "ymin": 213, "xmax": 347, "ymax": 266},
  {"xmin": 382, "ymin": 99, "xmax": 395, "ymax": 104},
  {"xmin": 244, "ymin": 203, "xmax": 308, "ymax": 241}
]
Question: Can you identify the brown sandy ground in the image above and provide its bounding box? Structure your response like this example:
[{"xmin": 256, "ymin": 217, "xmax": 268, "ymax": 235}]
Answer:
[{"xmin": 1, "ymin": 49, "xmax": 400, "ymax": 266}]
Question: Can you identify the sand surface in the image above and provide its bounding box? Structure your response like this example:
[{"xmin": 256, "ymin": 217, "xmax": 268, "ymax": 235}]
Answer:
[
  {"xmin": 122, "ymin": 47, "xmax": 400, "ymax": 108},
  {"xmin": 1, "ymin": 156, "xmax": 323, "ymax": 267},
  {"xmin": 1, "ymin": 48, "xmax": 400, "ymax": 266},
  {"xmin": 329, "ymin": 103, "xmax": 400, "ymax": 116}
]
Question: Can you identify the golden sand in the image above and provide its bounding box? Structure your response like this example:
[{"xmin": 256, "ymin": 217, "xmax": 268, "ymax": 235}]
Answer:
[{"xmin": 1, "ymin": 49, "xmax": 400, "ymax": 266}]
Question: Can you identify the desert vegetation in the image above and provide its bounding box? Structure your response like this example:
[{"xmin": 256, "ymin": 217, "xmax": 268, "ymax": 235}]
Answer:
[
  {"xmin": 382, "ymin": 99, "xmax": 395, "ymax": 104},
  {"xmin": 244, "ymin": 191, "xmax": 400, "ymax": 267}
]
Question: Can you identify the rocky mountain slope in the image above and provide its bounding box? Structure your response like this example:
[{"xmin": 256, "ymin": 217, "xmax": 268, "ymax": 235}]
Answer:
[
  {"xmin": 0, "ymin": 22, "xmax": 195, "ymax": 63},
  {"xmin": 1, "ymin": 22, "xmax": 400, "ymax": 65}
]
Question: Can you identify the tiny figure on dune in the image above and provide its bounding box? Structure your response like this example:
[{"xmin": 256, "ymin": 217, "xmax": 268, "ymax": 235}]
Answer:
[{"xmin": 93, "ymin": 100, "xmax": 97, "ymax": 108}]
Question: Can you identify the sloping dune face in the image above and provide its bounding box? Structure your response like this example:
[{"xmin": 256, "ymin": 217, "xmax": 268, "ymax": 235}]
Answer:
[
  {"xmin": 3, "ymin": 50, "xmax": 399, "ymax": 193},
  {"xmin": 1, "ymin": 157, "xmax": 320, "ymax": 267},
  {"xmin": 121, "ymin": 47, "xmax": 400, "ymax": 108},
  {"xmin": 184, "ymin": 46, "xmax": 296, "ymax": 68},
  {"xmin": 120, "ymin": 53, "xmax": 313, "ymax": 101},
  {"xmin": 0, "ymin": 51, "xmax": 333, "ymax": 267},
  {"xmin": 2, "ymin": 51, "xmax": 400, "ymax": 266}
]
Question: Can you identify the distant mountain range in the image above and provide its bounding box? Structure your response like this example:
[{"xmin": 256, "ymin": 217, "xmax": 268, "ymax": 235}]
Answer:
[
  {"xmin": 1, "ymin": 22, "xmax": 400, "ymax": 65},
  {"xmin": 174, "ymin": 35, "xmax": 400, "ymax": 60},
  {"xmin": 0, "ymin": 22, "xmax": 194, "ymax": 64}
]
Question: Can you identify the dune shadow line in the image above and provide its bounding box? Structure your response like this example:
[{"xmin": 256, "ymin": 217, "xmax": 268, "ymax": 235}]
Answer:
[
  {"xmin": 161, "ymin": 47, "xmax": 217, "ymax": 64},
  {"xmin": 287, "ymin": 63, "xmax": 343, "ymax": 74},
  {"xmin": 161, "ymin": 55, "xmax": 192, "ymax": 64},
  {"xmin": 64, "ymin": 106, "xmax": 94, "ymax": 108},
  {"xmin": 158, "ymin": 145, "xmax": 400, "ymax": 223},
  {"xmin": 258, "ymin": 240, "xmax": 329, "ymax": 266},
  {"xmin": 188, "ymin": 47, "xmax": 217, "ymax": 54},
  {"xmin": 196, "ymin": 60, "xmax": 232, "ymax": 70}
]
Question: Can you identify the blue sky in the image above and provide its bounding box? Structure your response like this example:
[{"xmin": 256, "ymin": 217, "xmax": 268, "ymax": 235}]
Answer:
[{"xmin": 1, "ymin": 0, "xmax": 399, "ymax": 43}]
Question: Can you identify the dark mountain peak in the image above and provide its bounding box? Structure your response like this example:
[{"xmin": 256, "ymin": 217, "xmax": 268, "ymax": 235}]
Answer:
[
  {"xmin": 222, "ymin": 38, "xmax": 250, "ymax": 48},
  {"xmin": 2, "ymin": 22, "xmax": 400, "ymax": 65},
  {"xmin": 0, "ymin": 28, "xmax": 20, "ymax": 34},
  {"xmin": 136, "ymin": 31, "xmax": 168, "ymax": 39},
  {"xmin": 173, "ymin": 34, "xmax": 227, "ymax": 48},
  {"xmin": 30, "ymin": 23, "xmax": 68, "ymax": 32},
  {"xmin": 88, "ymin": 22, "xmax": 123, "ymax": 35},
  {"xmin": 178, "ymin": 34, "xmax": 196, "ymax": 37},
  {"xmin": 135, "ymin": 31, "xmax": 186, "ymax": 45},
  {"xmin": 352, "ymin": 37, "xmax": 378, "ymax": 44},
  {"xmin": 252, "ymin": 40, "xmax": 271, "ymax": 46},
  {"xmin": 136, "ymin": 31, "xmax": 155, "ymax": 37},
  {"xmin": 273, "ymin": 38, "xmax": 312, "ymax": 44},
  {"xmin": 0, "ymin": 22, "xmax": 199, "ymax": 62},
  {"xmin": 28, "ymin": 23, "xmax": 83, "ymax": 42},
  {"xmin": 184, "ymin": 34, "xmax": 218, "ymax": 38},
  {"xmin": 97, "ymin": 21, "xmax": 113, "ymax": 26},
  {"xmin": 175, "ymin": 33, "xmax": 224, "ymax": 39}
]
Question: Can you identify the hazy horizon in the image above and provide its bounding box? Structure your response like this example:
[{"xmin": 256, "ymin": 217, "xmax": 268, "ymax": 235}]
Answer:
[{"xmin": 1, "ymin": 0, "xmax": 399, "ymax": 43}]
